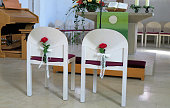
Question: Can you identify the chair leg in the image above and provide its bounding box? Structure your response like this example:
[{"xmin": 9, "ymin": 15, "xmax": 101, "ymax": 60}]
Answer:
[
  {"xmin": 121, "ymin": 69, "xmax": 127, "ymax": 107},
  {"xmin": 168, "ymin": 37, "xmax": 170, "ymax": 44},
  {"xmin": 27, "ymin": 62, "xmax": 32, "ymax": 96},
  {"xmin": 156, "ymin": 35, "xmax": 159, "ymax": 48},
  {"xmin": 141, "ymin": 35, "xmax": 144, "ymax": 47},
  {"xmin": 144, "ymin": 35, "xmax": 147, "ymax": 47},
  {"xmin": 159, "ymin": 35, "xmax": 161, "ymax": 48},
  {"xmin": 80, "ymin": 66, "xmax": 86, "ymax": 102},
  {"xmin": 63, "ymin": 64, "xmax": 68, "ymax": 100},
  {"xmin": 45, "ymin": 65, "xmax": 49, "ymax": 88},
  {"xmin": 93, "ymin": 69, "xmax": 97, "ymax": 93},
  {"xmin": 71, "ymin": 58, "xmax": 75, "ymax": 90},
  {"xmin": 163, "ymin": 36, "xmax": 165, "ymax": 45},
  {"xmin": 71, "ymin": 31, "xmax": 74, "ymax": 44}
]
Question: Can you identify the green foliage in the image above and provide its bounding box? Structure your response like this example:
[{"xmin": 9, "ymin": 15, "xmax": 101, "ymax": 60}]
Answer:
[
  {"xmin": 66, "ymin": 0, "xmax": 105, "ymax": 44},
  {"xmin": 42, "ymin": 42, "xmax": 50, "ymax": 63},
  {"xmin": 130, "ymin": 4, "xmax": 141, "ymax": 13},
  {"xmin": 143, "ymin": 6, "xmax": 154, "ymax": 13},
  {"xmin": 99, "ymin": 48, "xmax": 105, "ymax": 53}
]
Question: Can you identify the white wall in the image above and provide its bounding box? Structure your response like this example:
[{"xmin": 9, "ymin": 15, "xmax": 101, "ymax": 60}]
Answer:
[
  {"xmin": 125, "ymin": 0, "xmax": 170, "ymax": 24},
  {"xmin": 39, "ymin": 0, "xmax": 73, "ymax": 27},
  {"xmin": 19, "ymin": 0, "xmax": 73, "ymax": 27},
  {"xmin": 19, "ymin": 0, "xmax": 28, "ymax": 8}
]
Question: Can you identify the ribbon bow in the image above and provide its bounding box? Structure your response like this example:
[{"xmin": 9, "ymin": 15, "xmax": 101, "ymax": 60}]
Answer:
[
  {"xmin": 96, "ymin": 53, "xmax": 110, "ymax": 79},
  {"xmin": 39, "ymin": 46, "xmax": 52, "ymax": 79}
]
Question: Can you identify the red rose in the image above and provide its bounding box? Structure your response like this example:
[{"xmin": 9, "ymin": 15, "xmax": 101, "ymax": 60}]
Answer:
[
  {"xmin": 99, "ymin": 43, "xmax": 107, "ymax": 49},
  {"xmin": 76, "ymin": 0, "xmax": 83, "ymax": 5},
  {"xmin": 99, "ymin": 1, "xmax": 105, "ymax": 6},
  {"xmin": 40, "ymin": 37, "xmax": 48, "ymax": 43}
]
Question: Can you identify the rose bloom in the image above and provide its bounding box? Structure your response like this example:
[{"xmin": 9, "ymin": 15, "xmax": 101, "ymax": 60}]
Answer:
[
  {"xmin": 99, "ymin": 1, "xmax": 105, "ymax": 6},
  {"xmin": 99, "ymin": 43, "xmax": 107, "ymax": 49},
  {"xmin": 40, "ymin": 37, "xmax": 48, "ymax": 43},
  {"xmin": 76, "ymin": 0, "xmax": 83, "ymax": 5}
]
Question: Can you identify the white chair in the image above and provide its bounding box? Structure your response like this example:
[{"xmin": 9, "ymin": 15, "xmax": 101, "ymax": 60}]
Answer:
[
  {"xmin": 80, "ymin": 29, "xmax": 128, "ymax": 107},
  {"xmin": 27, "ymin": 27, "xmax": 76, "ymax": 100},
  {"xmin": 144, "ymin": 22, "xmax": 161, "ymax": 47},
  {"xmin": 159, "ymin": 22, "xmax": 170, "ymax": 47},
  {"xmin": 137, "ymin": 22, "xmax": 144, "ymax": 47}
]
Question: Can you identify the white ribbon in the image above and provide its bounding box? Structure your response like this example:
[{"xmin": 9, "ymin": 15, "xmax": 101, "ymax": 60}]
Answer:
[
  {"xmin": 96, "ymin": 53, "xmax": 110, "ymax": 79},
  {"xmin": 39, "ymin": 46, "xmax": 52, "ymax": 79}
]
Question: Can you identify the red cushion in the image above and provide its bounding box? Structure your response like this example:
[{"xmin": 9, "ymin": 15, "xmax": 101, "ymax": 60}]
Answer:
[
  {"xmin": 128, "ymin": 60, "xmax": 146, "ymax": 68},
  {"xmin": 160, "ymin": 32, "xmax": 170, "ymax": 35},
  {"xmin": 86, "ymin": 60, "xmax": 123, "ymax": 67},
  {"xmin": 138, "ymin": 32, "xmax": 143, "ymax": 34},
  {"xmin": 75, "ymin": 57, "xmax": 146, "ymax": 68},
  {"xmin": 60, "ymin": 29, "xmax": 93, "ymax": 32},
  {"xmin": 146, "ymin": 32, "xmax": 159, "ymax": 34},
  {"xmin": 31, "ymin": 54, "xmax": 75, "ymax": 62}
]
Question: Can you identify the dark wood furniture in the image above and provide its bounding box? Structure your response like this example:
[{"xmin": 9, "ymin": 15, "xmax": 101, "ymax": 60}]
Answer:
[{"xmin": 0, "ymin": 0, "xmax": 39, "ymax": 59}]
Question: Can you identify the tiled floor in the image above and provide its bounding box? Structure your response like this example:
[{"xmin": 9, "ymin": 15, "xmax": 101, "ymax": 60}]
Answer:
[{"xmin": 0, "ymin": 46, "xmax": 170, "ymax": 108}]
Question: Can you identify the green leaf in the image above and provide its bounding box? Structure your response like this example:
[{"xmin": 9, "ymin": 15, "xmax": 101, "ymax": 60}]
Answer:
[{"xmin": 99, "ymin": 48, "xmax": 105, "ymax": 53}]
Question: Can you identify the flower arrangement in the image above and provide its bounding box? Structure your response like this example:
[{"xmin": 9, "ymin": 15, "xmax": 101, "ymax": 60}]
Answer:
[
  {"xmin": 99, "ymin": 43, "xmax": 107, "ymax": 53},
  {"xmin": 66, "ymin": 0, "xmax": 105, "ymax": 44},
  {"xmin": 72, "ymin": 0, "xmax": 105, "ymax": 12},
  {"xmin": 40, "ymin": 37, "xmax": 50, "ymax": 63}
]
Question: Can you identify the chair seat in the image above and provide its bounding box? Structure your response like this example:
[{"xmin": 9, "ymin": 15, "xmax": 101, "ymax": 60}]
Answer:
[
  {"xmin": 76, "ymin": 57, "xmax": 146, "ymax": 68},
  {"xmin": 86, "ymin": 60, "xmax": 146, "ymax": 68},
  {"xmin": 31, "ymin": 54, "xmax": 75, "ymax": 62},
  {"xmin": 137, "ymin": 32, "xmax": 144, "ymax": 34},
  {"xmin": 160, "ymin": 32, "xmax": 170, "ymax": 35},
  {"xmin": 60, "ymin": 29, "xmax": 93, "ymax": 32},
  {"xmin": 128, "ymin": 60, "xmax": 146, "ymax": 68},
  {"xmin": 145, "ymin": 32, "xmax": 159, "ymax": 34},
  {"xmin": 86, "ymin": 60, "xmax": 123, "ymax": 67}
]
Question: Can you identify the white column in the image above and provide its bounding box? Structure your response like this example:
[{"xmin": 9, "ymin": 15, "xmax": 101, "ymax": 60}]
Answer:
[{"xmin": 128, "ymin": 23, "xmax": 138, "ymax": 54}]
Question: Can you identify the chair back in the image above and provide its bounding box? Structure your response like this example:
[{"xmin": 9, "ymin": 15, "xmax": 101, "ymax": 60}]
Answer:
[
  {"xmin": 137, "ymin": 22, "xmax": 144, "ymax": 32},
  {"xmin": 163, "ymin": 22, "xmax": 170, "ymax": 33},
  {"xmin": 27, "ymin": 27, "xmax": 68, "ymax": 59},
  {"xmin": 82, "ymin": 29, "xmax": 128, "ymax": 63},
  {"xmin": 146, "ymin": 22, "xmax": 161, "ymax": 33}
]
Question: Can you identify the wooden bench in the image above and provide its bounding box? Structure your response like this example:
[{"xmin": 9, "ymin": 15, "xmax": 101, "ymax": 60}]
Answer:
[{"xmin": 53, "ymin": 57, "xmax": 146, "ymax": 80}]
